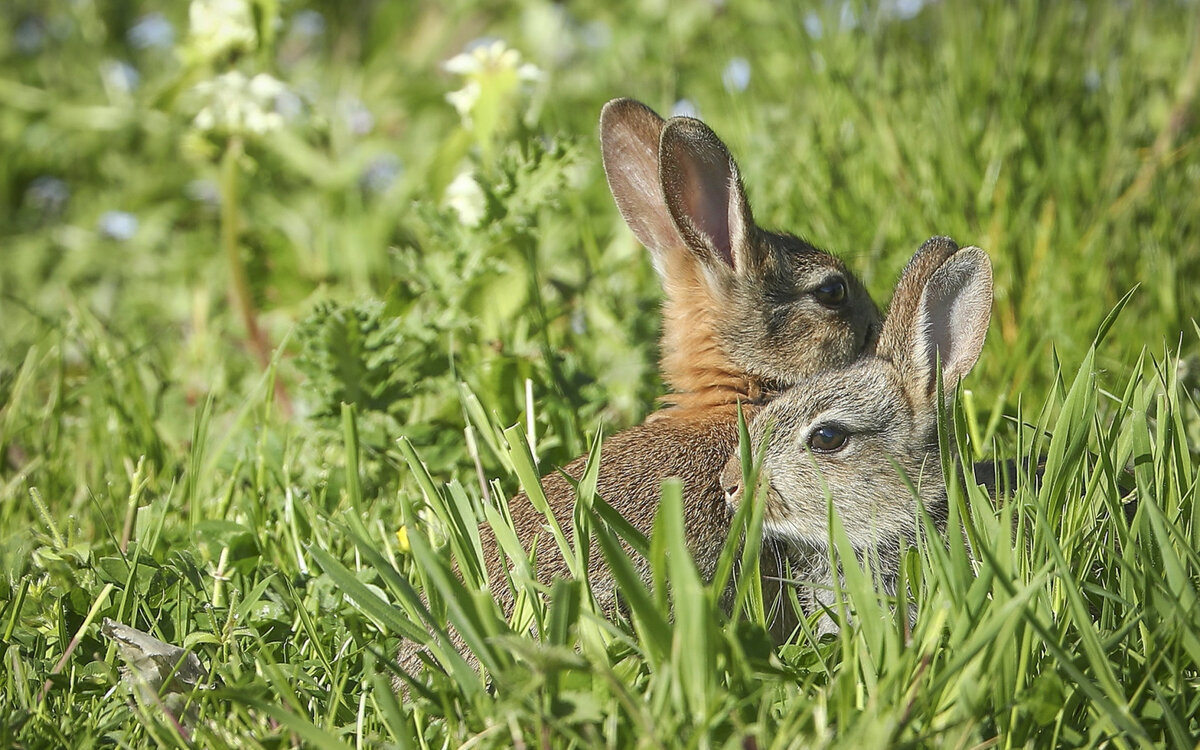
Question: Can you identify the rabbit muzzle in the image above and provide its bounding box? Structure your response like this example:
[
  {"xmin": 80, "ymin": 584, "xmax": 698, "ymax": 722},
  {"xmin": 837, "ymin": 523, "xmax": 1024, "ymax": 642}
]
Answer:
[
  {"xmin": 723, "ymin": 482, "xmax": 743, "ymax": 511},
  {"xmin": 719, "ymin": 457, "xmax": 745, "ymax": 512}
]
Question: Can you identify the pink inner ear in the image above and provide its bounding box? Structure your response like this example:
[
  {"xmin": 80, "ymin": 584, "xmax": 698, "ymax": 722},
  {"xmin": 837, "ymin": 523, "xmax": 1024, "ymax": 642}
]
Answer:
[{"xmin": 676, "ymin": 142, "xmax": 735, "ymax": 270}]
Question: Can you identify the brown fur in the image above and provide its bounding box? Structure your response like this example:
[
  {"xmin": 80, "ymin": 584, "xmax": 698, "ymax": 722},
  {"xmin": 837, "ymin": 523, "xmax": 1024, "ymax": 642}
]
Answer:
[
  {"xmin": 656, "ymin": 255, "xmax": 769, "ymax": 408},
  {"xmin": 488, "ymin": 403, "xmax": 760, "ymax": 608},
  {"xmin": 600, "ymin": 99, "xmax": 880, "ymax": 406}
]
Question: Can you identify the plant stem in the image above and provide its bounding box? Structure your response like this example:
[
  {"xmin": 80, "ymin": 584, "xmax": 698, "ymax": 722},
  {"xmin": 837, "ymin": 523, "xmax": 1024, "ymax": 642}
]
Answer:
[{"xmin": 219, "ymin": 136, "xmax": 292, "ymax": 416}]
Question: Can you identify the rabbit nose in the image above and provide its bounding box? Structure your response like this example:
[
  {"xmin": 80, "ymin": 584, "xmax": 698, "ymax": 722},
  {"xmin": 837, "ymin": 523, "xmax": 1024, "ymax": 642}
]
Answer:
[
  {"xmin": 865, "ymin": 321, "xmax": 880, "ymax": 348},
  {"xmin": 724, "ymin": 482, "xmax": 743, "ymax": 509}
]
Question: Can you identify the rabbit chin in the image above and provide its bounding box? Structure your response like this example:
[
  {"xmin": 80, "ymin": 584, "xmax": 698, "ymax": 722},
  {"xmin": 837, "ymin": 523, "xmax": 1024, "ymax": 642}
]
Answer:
[{"xmin": 760, "ymin": 533, "xmax": 917, "ymax": 637}]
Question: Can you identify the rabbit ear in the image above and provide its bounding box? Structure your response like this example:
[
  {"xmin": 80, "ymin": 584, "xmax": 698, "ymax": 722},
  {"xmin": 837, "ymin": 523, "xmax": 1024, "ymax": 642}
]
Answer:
[
  {"xmin": 906, "ymin": 246, "xmax": 993, "ymax": 399},
  {"xmin": 658, "ymin": 116, "xmax": 756, "ymax": 275},
  {"xmin": 600, "ymin": 99, "xmax": 681, "ymax": 274},
  {"xmin": 876, "ymin": 236, "xmax": 962, "ymax": 360}
]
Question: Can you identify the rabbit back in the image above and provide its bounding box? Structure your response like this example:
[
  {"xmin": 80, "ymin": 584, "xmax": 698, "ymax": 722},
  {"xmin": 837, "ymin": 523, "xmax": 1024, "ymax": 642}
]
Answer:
[{"xmin": 487, "ymin": 403, "xmax": 761, "ymax": 613}]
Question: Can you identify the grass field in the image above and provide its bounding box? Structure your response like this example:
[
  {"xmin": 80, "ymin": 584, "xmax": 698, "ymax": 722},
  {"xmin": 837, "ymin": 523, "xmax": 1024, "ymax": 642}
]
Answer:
[{"xmin": 2, "ymin": 0, "xmax": 1199, "ymax": 746}]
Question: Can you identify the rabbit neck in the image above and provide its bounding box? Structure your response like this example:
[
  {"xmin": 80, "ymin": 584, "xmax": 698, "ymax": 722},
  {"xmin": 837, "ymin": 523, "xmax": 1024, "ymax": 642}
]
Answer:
[{"xmin": 657, "ymin": 265, "xmax": 773, "ymax": 408}]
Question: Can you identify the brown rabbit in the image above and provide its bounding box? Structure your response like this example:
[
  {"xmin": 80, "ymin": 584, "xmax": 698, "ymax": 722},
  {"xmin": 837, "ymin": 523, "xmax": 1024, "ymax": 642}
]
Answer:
[
  {"xmin": 399, "ymin": 99, "xmax": 881, "ymax": 680},
  {"xmin": 720, "ymin": 238, "xmax": 993, "ymax": 635}
]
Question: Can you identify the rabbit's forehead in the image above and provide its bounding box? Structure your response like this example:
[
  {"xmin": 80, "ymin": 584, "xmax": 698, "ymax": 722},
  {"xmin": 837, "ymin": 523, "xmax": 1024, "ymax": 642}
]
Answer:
[
  {"xmin": 808, "ymin": 367, "xmax": 904, "ymax": 426},
  {"xmin": 758, "ymin": 363, "xmax": 904, "ymax": 437},
  {"xmin": 763, "ymin": 232, "xmax": 845, "ymax": 282}
]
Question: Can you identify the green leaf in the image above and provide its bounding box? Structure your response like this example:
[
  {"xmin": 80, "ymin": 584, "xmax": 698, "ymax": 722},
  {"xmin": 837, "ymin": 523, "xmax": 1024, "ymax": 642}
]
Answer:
[{"xmin": 219, "ymin": 689, "xmax": 355, "ymax": 750}]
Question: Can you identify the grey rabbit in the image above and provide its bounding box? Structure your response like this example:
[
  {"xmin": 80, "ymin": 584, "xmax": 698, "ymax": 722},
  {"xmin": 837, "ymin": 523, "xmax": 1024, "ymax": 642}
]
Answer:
[{"xmin": 720, "ymin": 237, "xmax": 993, "ymax": 635}]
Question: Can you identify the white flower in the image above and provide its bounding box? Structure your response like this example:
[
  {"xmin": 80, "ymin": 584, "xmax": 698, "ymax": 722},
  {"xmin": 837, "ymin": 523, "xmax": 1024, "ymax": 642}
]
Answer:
[
  {"xmin": 246, "ymin": 72, "xmax": 286, "ymax": 100},
  {"xmin": 444, "ymin": 171, "xmax": 486, "ymax": 227},
  {"xmin": 188, "ymin": 0, "xmax": 256, "ymax": 62},
  {"xmin": 443, "ymin": 39, "xmax": 542, "ymax": 126},
  {"xmin": 443, "ymin": 39, "xmax": 543, "ymax": 81},
  {"xmin": 445, "ymin": 80, "xmax": 481, "ymax": 121},
  {"xmin": 341, "ymin": 97, "xmax": 374, "ymax": 136},
  {"xmin": 289, "ymin": 10, "xmax": 325, "ymax": 40},
  {"xmin": 191, "ymin": 71, "xmax": 291, "ymax": 136},
  {"xmin": 26, "ymin": 176, "xmax": 69, "ymax": 216},
  {"xmin": 185, "ymin": 179, "xmax": 221, "ymax": 206}
]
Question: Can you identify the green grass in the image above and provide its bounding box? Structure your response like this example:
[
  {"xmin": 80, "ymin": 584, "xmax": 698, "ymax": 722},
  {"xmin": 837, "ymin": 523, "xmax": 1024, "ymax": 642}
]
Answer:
[{"xmin": 1, "ymin": 0, "xmax": 1199, "ymax": 746}]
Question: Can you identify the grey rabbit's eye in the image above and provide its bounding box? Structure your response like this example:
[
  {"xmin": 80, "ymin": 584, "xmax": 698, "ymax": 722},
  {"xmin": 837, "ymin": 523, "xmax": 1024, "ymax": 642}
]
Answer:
[
  {"xmin": 808, "ymin": 424, "xmax": 849, "ymax": 453},
  {"xmin": 813, "ymin": 278, "xmax": 847, "ymax": 307}
]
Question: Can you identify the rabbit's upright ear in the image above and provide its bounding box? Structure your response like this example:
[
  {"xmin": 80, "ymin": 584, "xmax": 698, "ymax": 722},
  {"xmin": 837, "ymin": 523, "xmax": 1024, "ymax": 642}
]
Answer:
[
  {"xmin": 877, "ymin": 236, "xmax": 961, "ymax": 358},
  {"xmin": 600, "ymin": 99, "xmax": 680, "ymax": 275},
  {"xmin": 880, "ymin": 243, "xmax": 992, "ymax": 399},
  {"xmin": 906, "ymin": 247, "xmax": 993, "ymax": 399},
  {"xmin": 658, "ymin": 117, "xmax": 757, "ymax": 276}
]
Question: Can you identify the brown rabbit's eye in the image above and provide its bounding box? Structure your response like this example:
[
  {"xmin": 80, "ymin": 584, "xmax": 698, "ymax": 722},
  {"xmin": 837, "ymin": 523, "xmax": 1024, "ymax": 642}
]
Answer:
[
  {"xmin": 808, "ymin": 424, "xmax": 849, "ymax": 453},
  {"xmin": 813, "ymin": 279, "xmax": 847, "ymax": 307}
]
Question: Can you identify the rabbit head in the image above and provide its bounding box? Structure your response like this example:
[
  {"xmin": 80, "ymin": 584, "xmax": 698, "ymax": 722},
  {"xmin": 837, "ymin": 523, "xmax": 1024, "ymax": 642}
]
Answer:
[
  {"xmin": 600, "ymin": 98, "xmax": 881, "ymax": 408},
  {"xmin": 720, "ymin": 238, "xmax": 992, "ymax": 609}
]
